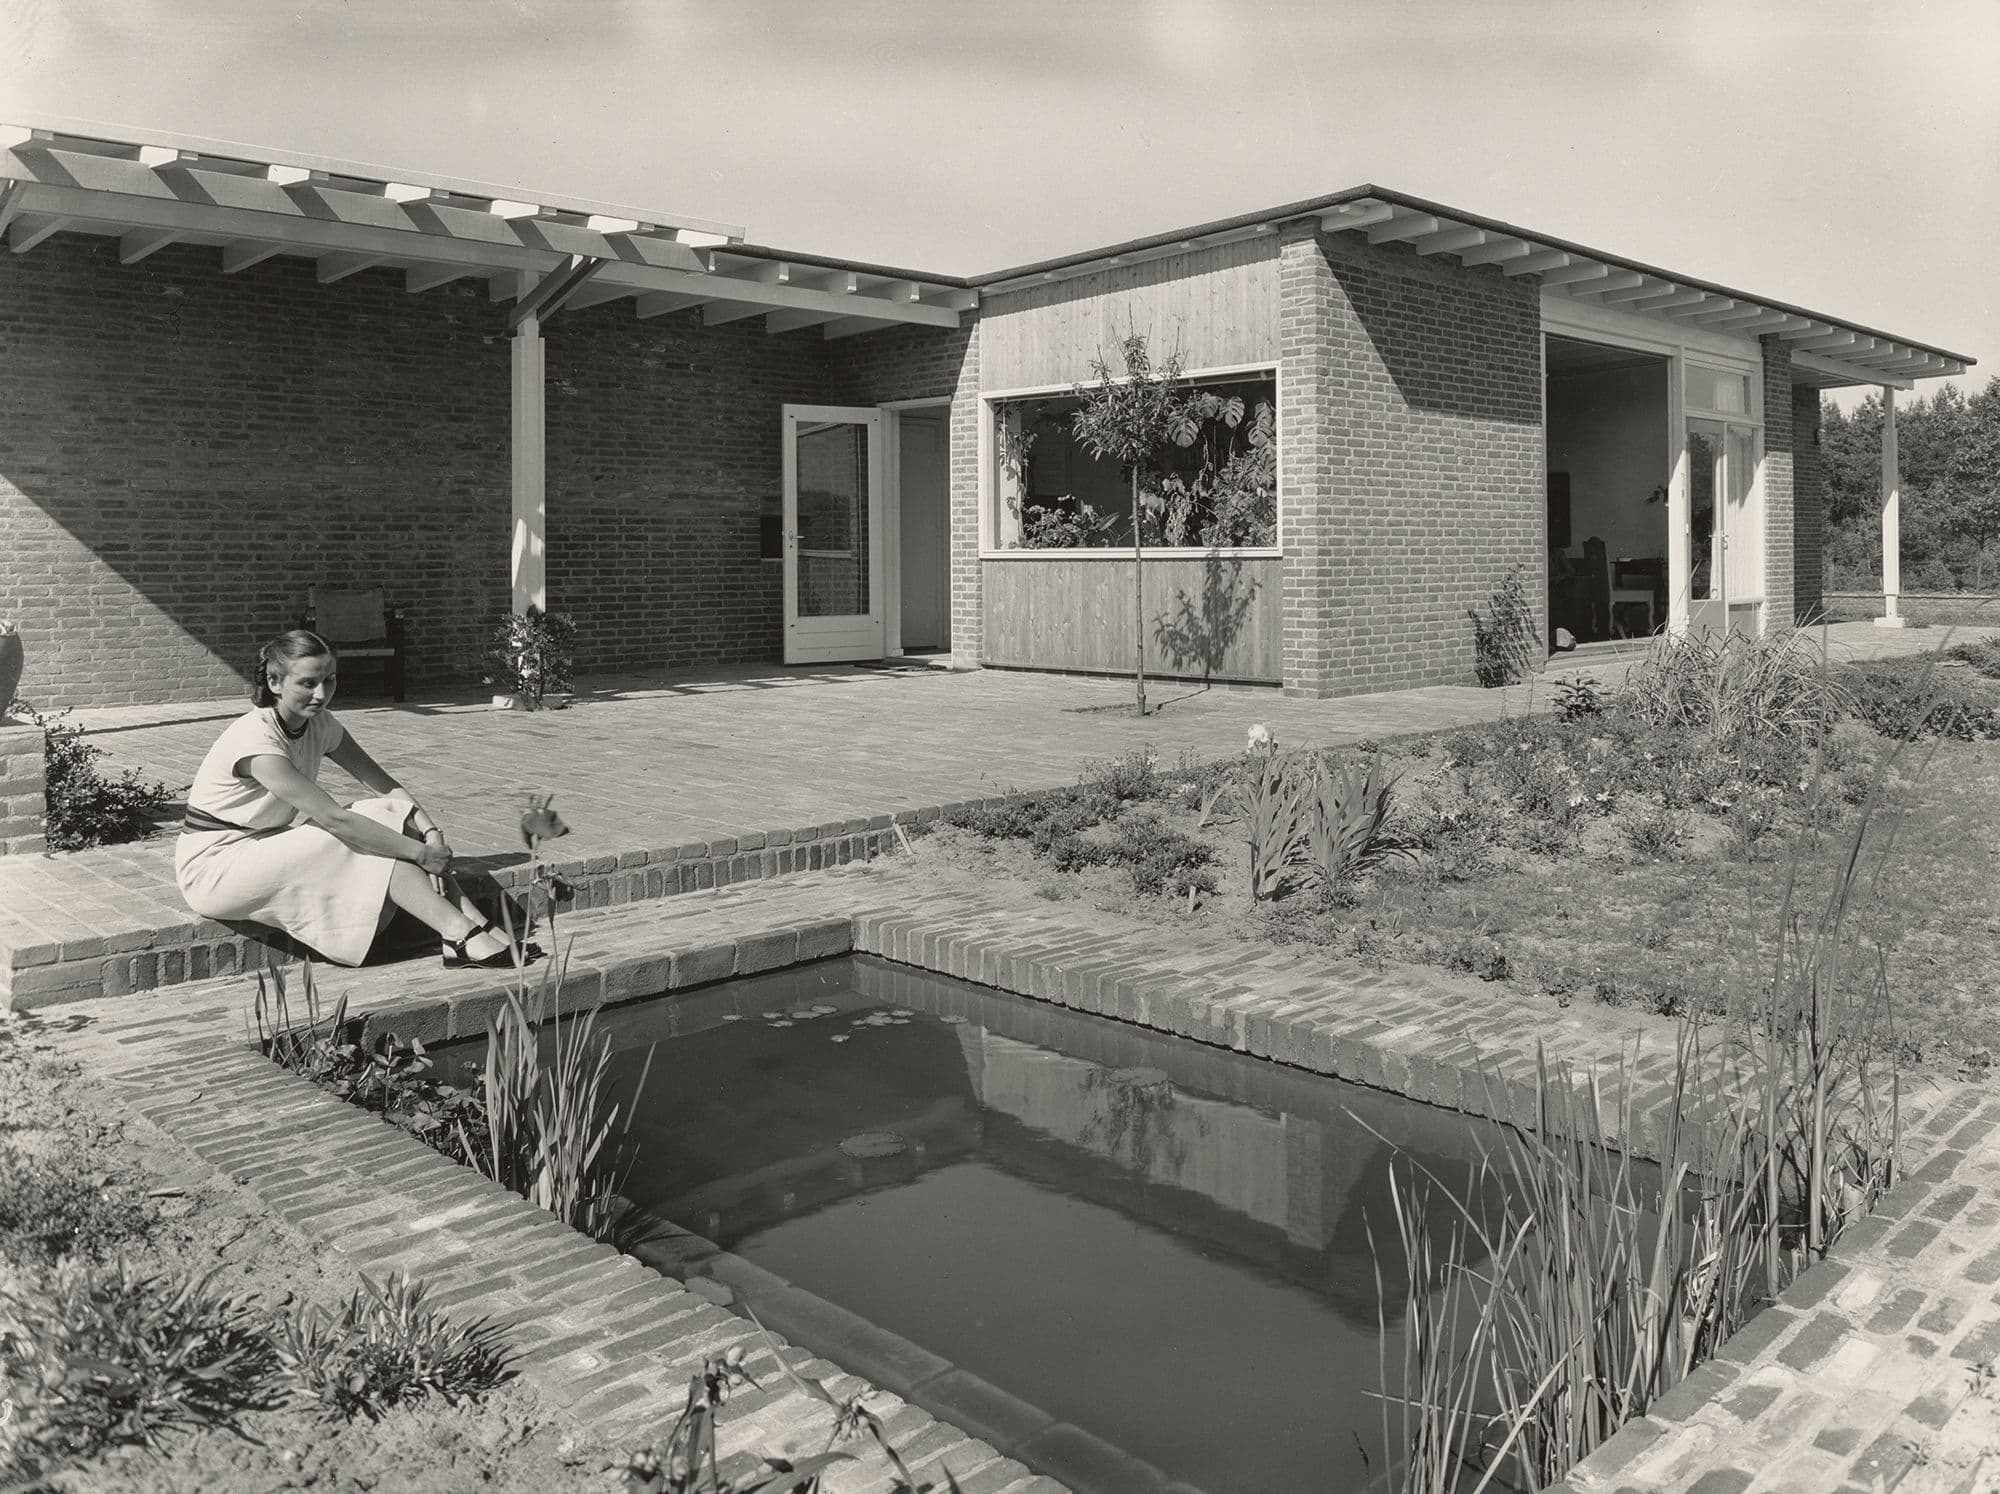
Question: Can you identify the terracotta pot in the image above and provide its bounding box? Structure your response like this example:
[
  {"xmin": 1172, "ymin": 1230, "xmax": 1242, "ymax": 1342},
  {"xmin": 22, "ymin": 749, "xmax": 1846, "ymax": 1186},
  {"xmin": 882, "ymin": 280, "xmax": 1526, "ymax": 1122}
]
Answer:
[{"xmin": 0, "ymin": 625, "xmax": 22, "ymax": 715}]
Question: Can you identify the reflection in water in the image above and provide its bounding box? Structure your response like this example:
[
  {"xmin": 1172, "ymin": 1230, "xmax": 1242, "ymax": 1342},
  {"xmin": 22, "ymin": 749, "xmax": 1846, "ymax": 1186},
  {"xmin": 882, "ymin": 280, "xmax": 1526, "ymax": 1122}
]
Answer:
[{"xmin": 552, "ymin": 957, "xmax": 1501, "ymax": 1494}]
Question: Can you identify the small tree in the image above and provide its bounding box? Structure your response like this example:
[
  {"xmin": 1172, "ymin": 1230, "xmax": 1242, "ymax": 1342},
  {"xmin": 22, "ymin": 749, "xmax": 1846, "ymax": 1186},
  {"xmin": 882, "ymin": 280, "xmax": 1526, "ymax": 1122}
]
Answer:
[{"xmin": 1071, "ymin": 335, "xmax": 1192, "ymax": 717}]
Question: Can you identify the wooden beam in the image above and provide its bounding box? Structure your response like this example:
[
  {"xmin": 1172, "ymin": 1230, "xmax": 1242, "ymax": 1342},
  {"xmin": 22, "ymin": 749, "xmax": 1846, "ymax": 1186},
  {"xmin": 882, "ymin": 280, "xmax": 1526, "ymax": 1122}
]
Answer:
[
  {"xmin": 1660, "ymin": 296, "xmax": 1735, "ymax": 320},
  {"xmin": 1726, "ymin": 310, "xmax": 1802, "ymax": 334},
  {"xmin": 221, "ymin": 240, "xmax": 283, "ymax": 274},
  {"xmin": 1457, "ymin": 237, "xmax": 1533, "ymax": 267},
  {"xmin": 1319, "ymin": 203, "xmax": 1396, "ymax": 233},
  {"xmin": 1795, "ymin": 330, "xmax": 1861, "ymax": 352},
  {"xmin": 118, "ymin": 227, "xmax": 180, "ymax": 265},
  {"xmin": 722, "ymin": 260, "xmax": 789, "ymax": 285},
  {"xmin": 405, "ymin": 263, "xmax": 470, "ymax": 293},
  {"xmin": 765, "ymin": 308, "xmax": 841, "ymax": 334},
  {"xmin": 1367, "ymin": 213, "xmax": 1440, "ymax": 245},
  {"xmin": 0, "ymin": 181, "xmax": 21, "ymax": 239},
  {"xmin": 1412, "ymin": 225, "xmax": 1488, "ymax": 257},
  {"xmin": 316, "ymin": 251, "xmax": 382, "ymax": 284},
  {"xmin": 820, "ymin": 315, "xmax": 898, "ymax": 340},
  {"xmin": 1596, "ymin": 278, "xmax": 1671, "ymax": 305},
  {"xmin": 701, "ymin": 299, "xmax": 769, "ymax": 326},
  {"xmin": 1777, "ymin": 322, "xmax": 1838, "ymax": 340},
  {"xmin": 9, "ymin": 215, "xmax": 69, "ymax": 254},
  {"xmin": 1506, "ymin": 247, "xmax": 1573, "ymax": 276},
  {"xmin": 506, "ymin": 254, "xmax": 603, "ymax": 329},
  {"xmin": 561, "ymin": 282, "xmax": 633, "ymax": 312},
  {"xmin": 634, "ymin": 291, "xmax": 707, "ymax": 319},
  {"xmin": 1563, "ymin": 270, "xmax": 1646, "ymax": 299},
  {"xmin": 1537, "ymin": 261, "xmax": 1611, "ymax": 289},
  {"xmin": 1629, "ymin": 288, "xmax": 1710, "ymax": 313}
]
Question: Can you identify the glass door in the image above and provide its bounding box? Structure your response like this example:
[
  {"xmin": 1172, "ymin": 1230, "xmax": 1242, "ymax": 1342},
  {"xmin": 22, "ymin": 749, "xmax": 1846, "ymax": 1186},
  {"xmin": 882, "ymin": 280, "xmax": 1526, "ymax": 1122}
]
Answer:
[
  {"xmin": 782, "ymin": 406, "xmax": 884, "ymax": 664},
  {"xmin": 1686, "ymin": 419, "xmax": 1726, "ymax": 638}
]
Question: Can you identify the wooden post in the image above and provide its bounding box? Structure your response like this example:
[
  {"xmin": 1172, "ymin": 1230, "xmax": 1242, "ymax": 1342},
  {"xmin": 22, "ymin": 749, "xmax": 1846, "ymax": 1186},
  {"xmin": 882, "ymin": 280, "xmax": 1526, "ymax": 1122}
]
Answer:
[
  {"xmin": 511, "ymin": 311, "xmax": 546, "ymax": 616},
  {"xmin": 1875, "ymin": 384, "xmax": 1904, "ymax": 628},
  {"xmin": 1131, "ymin": 470, "xmax": 1147, "ymax": 717}
]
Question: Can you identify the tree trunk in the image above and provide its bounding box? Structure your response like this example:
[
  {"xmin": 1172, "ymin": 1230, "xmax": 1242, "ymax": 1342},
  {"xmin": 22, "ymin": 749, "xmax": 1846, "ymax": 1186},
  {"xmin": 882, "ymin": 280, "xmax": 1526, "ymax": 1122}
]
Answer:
[{"xmin": 1131, "ymin": 471, "xmax": 1147, "ymax": 717}]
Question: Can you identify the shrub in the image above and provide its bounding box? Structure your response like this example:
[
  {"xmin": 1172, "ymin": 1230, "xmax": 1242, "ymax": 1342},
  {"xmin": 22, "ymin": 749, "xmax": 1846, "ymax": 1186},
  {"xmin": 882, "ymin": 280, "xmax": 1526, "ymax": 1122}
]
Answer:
[
  {"xmin": 1109, "ymin": 813, "xmax": 1217, "ymax": 897},
  {"xmin": 1839, "ymin": 661, "xmax": 2000, "ymax": 741},
  {"xmin": 1946, "ymin": 638, "xmax": 2000, "ymax": 679},
  {"xmin": 0, "ymin": 1145, "xmax": 151, "ymax": 1265},
  {"xmin": 1401, "ymin": 789, "xmax": 1499, "ymax": 885},
  {"xmin": 1087, "ymin": 749, "xmax": 1161, "ymax": 803},
  {"xmin": 268, "ymin": 1272, "xmax": 511, "ymax": 1421},
  {"xmin": 8, "ymin": 703, "xmax": 174, "ymax": 851},
  {"xmin": 1623, "ymin": 631, "xmax": 1846, "ymax": 745},
  {"xmin": 1623, "ymin": 802, "xmax": 1692, "ymax": 859},
  {"xmin": 1469, "ymin": 567, "xmax": 1540, "ymax": 687},
  {"xmin": 0, "ymin": 1258, "xmax": 275, "ymax": 1463},
  {"xmin": 1303, "ymin": 755, "xmax": 1412, "ymax": 890},
  {"xmin": 484, "ymin": 607, "xmax": 576, "ymax": 708},
  {"xmin": 1552, "ymin": 674, "xmax": 1605, "ymax": 724}
]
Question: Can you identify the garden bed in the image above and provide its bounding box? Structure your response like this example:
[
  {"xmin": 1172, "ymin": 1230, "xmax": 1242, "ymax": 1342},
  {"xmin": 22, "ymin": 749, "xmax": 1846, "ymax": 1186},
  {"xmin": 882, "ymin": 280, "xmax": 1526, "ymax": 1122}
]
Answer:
[
  {"xmin": 0, "ymin": 1011, "xmax": 592, "ymax": 1492},
  {"xmin": 910, "ymin": 636, "xmax": 2000, "ymax": 1078}
]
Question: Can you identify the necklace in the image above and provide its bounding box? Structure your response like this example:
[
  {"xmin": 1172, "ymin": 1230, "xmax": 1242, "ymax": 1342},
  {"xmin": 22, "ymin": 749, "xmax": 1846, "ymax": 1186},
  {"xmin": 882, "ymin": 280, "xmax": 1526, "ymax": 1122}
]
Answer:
[{"xmin": 271, "ymin": 707, "xmax": 310, "ymax": 741}]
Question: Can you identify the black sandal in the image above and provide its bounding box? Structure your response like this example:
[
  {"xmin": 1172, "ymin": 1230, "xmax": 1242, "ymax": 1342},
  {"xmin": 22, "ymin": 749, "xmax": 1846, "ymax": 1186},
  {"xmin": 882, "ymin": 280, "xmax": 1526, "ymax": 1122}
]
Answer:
[{"xmin": 442, "ymin": 922, "xmax": 539, "ymax": 970}]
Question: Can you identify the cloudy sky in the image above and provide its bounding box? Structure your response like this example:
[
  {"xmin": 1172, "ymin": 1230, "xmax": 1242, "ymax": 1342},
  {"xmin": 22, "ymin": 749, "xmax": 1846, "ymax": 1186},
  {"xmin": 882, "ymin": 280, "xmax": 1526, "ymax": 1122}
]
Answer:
[{"xmin": 2, "ymin": 0, "xmax": 1992, "ymax": 397}]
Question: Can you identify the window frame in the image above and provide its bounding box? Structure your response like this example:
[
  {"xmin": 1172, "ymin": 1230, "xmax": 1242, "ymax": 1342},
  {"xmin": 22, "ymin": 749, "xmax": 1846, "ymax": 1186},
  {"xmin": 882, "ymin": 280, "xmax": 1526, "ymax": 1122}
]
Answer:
[{"xmin": 978, "ymin": 360, "xmax": 1284, "ymax": 560}]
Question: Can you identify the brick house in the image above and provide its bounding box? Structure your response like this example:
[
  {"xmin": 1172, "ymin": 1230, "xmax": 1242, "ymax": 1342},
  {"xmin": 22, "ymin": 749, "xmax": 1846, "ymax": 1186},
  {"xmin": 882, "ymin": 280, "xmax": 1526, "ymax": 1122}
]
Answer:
[{"xmin": 0, "ymin": 121, "xmax": 1972, "ymax": 708}]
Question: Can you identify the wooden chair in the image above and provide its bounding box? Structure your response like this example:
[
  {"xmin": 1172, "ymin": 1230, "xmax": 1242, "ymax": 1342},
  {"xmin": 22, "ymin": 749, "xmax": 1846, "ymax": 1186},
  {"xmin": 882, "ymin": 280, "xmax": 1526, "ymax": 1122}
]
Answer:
[
  {"xmin": 303, "ymin": 586, "xmax": 407, "ymax": 701},
  {"xmin": 1612, "ymin": 558, "xmax": 1667, "ymax": 639}
]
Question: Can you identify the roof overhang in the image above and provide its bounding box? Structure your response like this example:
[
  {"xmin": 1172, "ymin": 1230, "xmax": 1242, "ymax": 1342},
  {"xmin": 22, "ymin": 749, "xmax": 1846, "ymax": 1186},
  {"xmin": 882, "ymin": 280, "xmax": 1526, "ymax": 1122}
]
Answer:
[
  {"xmin": 975, "ymin": 186, "xmax": 1971, "ymax": 391},
  {"xmin": 0, "ymin": 119, "xmax": 976, "ymax": 338}
]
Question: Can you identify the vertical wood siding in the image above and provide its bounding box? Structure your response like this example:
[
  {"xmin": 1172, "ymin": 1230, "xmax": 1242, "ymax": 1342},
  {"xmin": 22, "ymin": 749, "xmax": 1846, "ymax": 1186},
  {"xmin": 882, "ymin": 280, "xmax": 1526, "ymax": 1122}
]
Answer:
[
  {"xmin": 980, "ymin": 240, "xmax": 1282, "ymax": 391},
  {"xmin": 980, "ymin": 556, "xmax": 1282, "ymax": 682}
]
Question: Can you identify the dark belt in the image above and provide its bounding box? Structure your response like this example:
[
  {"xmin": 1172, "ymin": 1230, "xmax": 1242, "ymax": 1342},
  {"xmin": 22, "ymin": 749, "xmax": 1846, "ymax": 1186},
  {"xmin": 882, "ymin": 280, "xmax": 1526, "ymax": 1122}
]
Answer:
[{"xmin": 182, "ymin": 805, "xmax": 269, "ymax": 836}]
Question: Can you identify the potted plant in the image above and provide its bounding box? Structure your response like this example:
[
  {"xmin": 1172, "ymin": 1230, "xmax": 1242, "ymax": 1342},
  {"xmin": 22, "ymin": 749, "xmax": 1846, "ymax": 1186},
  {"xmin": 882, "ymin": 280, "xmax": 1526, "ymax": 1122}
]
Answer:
[{"xmin": 485, "ymin": 608, "xmax": 577, "ymax": 711}]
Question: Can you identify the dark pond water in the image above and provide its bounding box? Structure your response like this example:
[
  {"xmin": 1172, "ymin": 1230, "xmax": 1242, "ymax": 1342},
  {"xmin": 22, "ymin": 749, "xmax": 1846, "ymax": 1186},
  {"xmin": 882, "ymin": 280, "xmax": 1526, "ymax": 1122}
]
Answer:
[{"xmin": 462, "ymin": 956, "xmax": 1508, "ymax": 1493}]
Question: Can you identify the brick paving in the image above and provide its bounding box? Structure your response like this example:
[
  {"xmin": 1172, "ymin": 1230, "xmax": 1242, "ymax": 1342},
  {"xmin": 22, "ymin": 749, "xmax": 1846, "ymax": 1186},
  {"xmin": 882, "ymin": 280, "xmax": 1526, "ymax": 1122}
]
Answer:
[{"xmin": 6, "ymin": 620, "xmax": 1985, "ymax": 1011}]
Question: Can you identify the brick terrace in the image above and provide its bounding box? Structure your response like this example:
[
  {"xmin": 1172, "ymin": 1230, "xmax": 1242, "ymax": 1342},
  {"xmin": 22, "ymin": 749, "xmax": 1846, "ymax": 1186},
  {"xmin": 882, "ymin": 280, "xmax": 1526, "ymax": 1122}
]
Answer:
[{"xmin": 4, "ymin": 619, "xmax": 1976, "ymax": 1011}]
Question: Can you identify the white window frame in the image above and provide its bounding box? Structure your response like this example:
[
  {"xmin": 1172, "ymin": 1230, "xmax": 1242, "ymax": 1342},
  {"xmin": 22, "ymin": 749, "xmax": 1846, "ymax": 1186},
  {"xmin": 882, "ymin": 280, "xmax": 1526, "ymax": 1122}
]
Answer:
[{"xmin": 978, "ymin": 360, "xmax": 1283, "ymax": 560}]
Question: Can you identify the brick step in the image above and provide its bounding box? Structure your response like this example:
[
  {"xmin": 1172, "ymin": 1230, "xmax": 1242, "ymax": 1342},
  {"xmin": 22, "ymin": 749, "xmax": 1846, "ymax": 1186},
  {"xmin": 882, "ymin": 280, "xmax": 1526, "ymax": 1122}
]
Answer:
[{"xmin": 0, "ymin": 807, "xmax": 971, "ymax": 1011}]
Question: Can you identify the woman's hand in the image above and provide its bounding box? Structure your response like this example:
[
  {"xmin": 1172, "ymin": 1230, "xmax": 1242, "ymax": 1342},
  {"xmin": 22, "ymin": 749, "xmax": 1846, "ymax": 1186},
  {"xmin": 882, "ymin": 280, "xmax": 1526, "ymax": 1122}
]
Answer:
[{"xmin": 415, "ymin": 839, "xmax": 454, "ymax": 876}]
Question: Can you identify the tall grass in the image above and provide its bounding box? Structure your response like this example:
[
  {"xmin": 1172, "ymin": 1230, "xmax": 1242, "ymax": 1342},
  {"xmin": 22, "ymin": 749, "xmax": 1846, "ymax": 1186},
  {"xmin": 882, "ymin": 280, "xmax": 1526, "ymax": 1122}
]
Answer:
[
  {"xmin": 1624, "ymin": 630, "xmax": 1850, "ymax": 744},
  {"xmin": 478, "ymin": 899, "xmax": 650, "ymax": 1242},
  {"xmin": 1371, "ymin": 634, "xmax": 1935, "ymax": 1492}
]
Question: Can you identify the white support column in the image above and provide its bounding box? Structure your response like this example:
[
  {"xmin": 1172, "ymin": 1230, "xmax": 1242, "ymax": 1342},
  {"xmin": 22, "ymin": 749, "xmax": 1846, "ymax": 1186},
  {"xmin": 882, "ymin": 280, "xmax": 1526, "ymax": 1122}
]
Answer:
[
  {"xmin": 1875, "ymin": 384, "xmax": 1904, "ymax": 628},
  {"xmin": 510, "ymin": 312, "xmax": 547, "ymax": 616}
]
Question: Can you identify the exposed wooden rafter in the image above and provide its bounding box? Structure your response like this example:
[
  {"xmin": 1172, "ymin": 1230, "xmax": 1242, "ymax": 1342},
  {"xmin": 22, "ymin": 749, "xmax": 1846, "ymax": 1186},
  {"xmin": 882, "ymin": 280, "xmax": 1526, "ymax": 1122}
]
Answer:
[{"xmin": 117, "ymin": 226, "xmax": 179, "ymax": 264}]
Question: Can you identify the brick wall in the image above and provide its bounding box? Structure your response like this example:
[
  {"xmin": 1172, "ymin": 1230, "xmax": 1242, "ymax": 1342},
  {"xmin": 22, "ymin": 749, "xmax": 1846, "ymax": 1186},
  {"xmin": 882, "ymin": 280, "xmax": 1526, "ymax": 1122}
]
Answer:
[
  {"xmin": 1760, "ymin": 339, "xmax": 1797, "ymax": 629},
  {"xmin": 542, "ymin": 305, "xmax": 828, "ymax": 673},
  {"xmin": 0, "ymin": 235, "xmax": 860, "ymax": 707},
  {"xmin": 0, "ymin": 720, "xmax": 45, "ymax": 855},
  {"xmin": 1280, "ymin": 229, "xmax": 1545, "ymax": 697},
  {"xmin": 828, "ymin": 323, "xmax": 981, "ymax": 660},
  {"xmin": 1791, "ymin": 382, "xmax": 1825, "ymax": 623}
]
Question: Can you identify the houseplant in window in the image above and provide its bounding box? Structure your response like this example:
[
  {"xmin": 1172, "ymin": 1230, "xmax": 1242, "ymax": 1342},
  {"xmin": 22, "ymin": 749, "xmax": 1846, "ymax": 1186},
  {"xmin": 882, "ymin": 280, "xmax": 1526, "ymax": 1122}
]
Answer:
[{"xmin": 486, "ymin": 607, "xmax": 577, "ymax": 711}]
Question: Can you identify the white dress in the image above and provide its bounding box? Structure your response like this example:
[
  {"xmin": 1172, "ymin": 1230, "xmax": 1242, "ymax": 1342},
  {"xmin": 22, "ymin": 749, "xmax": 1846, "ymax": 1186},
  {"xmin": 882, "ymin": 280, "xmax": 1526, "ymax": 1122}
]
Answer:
[{"xmin": 175, "ymin": 707, "xmax": 410, "ymax": 966}]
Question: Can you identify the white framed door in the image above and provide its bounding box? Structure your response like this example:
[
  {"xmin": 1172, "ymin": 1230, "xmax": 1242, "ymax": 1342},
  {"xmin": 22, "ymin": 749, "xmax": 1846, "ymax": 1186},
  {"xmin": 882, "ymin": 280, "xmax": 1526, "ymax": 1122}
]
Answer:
[
  {"xmin": 782, "ymin": 405, "xmax": 884, "ymax": 664},
  {"xmin": 1685, "ymin": 417, "xmax": 1763, "ymax": 639}
]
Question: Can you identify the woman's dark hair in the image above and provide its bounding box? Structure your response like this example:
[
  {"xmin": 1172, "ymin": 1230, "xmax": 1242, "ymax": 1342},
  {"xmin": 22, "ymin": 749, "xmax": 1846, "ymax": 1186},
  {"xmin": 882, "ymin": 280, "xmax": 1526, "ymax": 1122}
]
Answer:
[{"xmin": 251, "ymin": 630, "xmax": 335, "ymax": 707}]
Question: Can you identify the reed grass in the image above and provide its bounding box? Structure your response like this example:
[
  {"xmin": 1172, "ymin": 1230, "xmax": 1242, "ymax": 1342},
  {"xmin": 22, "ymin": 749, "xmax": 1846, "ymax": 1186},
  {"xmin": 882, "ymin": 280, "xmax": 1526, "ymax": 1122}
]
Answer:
[
  {"xmin": 1370, "ymin": 631, "xmax": 1950, "ymax": 1492},
  {"xmin": 478, "ymin": 897, "xmax": 649, "ymax": 1242}
]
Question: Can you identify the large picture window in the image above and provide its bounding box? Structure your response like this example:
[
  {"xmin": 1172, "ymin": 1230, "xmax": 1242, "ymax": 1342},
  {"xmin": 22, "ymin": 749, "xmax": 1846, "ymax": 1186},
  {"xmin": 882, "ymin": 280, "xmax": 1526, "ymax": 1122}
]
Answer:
[{"xmin": 991, "ymin": 370, "xmax": 1278, "ymax": 551}]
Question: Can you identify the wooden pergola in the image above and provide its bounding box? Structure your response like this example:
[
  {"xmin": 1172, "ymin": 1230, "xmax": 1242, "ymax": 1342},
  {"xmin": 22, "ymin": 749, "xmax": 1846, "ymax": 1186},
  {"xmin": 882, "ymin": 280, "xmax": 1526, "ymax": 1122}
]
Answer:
[{"xmin": 0, "ymin": 117, "xmax": 978, "ymax": 616}]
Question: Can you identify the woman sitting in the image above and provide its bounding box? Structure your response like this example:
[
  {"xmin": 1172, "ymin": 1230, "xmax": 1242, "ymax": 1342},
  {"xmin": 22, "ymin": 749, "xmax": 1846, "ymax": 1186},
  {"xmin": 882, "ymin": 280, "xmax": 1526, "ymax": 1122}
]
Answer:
[{"xmin": 176, "ymin": 630, "xmax": 533, "ymax": 969}]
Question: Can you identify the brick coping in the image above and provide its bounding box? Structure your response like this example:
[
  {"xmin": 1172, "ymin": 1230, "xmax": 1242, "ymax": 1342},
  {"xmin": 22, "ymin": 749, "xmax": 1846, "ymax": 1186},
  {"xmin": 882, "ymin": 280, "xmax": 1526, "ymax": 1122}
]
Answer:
[{"xmin": 41, "ymin": 870, "xmax": 1996, "ymax": 1494}]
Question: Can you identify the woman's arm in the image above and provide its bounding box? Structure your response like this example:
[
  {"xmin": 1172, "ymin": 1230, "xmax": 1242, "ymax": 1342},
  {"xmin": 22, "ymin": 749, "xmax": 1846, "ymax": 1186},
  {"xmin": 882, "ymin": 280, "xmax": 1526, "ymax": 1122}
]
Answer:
[
  {"xmin": 244, "ymin": 753, "xmax": 449, "ymax": 871},
  {"xmin": 327, "ymin": 733, "xmax": 445, "ymax": 841}
]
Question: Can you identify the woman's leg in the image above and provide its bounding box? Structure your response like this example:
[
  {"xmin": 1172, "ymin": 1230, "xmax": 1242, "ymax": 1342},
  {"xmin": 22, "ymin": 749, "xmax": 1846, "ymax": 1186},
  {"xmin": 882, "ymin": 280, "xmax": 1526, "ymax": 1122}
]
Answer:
[{"xmin": 383, "ymin": 862, "xmax": 511, "ymax": 958}]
